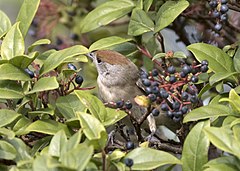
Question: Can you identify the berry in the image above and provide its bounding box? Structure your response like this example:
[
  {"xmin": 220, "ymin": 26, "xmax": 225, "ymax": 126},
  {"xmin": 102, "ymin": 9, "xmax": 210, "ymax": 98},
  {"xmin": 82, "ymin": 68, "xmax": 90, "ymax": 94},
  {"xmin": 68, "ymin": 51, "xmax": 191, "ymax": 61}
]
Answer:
[
  {"xmin": 145, "ymin": 87, "xmax": 152, "ymax": 95},
  {"xmin": 142, "ymin": 79, "xmax": 151, "ymax": 87},
  {"xmin": 70, "ymin": 33, "xmax": 79, "ymax": 40},
  {"xmin": 181, "ymin": 106, "xmax": 188, "ymax": 114},
  {"xmin": 181, "ymin": 92, "xmax": 189, "ymax": 100},
  {"xmin": 24, "ymin": 68, "xmax": 34, "ymax": 78},
  {"xmin": 172, "ymin": 101, "xmax": 180, "ymax": 110},
  {"xmin": 56, "ymin": 37, "xmax": 63, "ymax": 45},
  {"xmin": 125, "ymin": 101, "xmax": 133, "ymax": 109},
  {"xmin": 151, "ymin": 69, "xmax": 158, "ymax": 77},
  {"xmin": 221, "ymin": 0, "xmax": 228, "ymax": 4},
  {"xmin": 148, "ymin": 94, "xmax": 157, "ymax": 102},
  {"xmin": 152, "ymin": 108, "xmax": 160, "ymax": 116},
  {"xmin": 67, "ymin": 63, "xmax": 77, "ymax": 70},
  {"xmin": 167, "ymin": 66, "xmax": 176, "ymax": 74},
  {"xmin": 161, "ymin": 103, "xmax": 169, "ymax": 111},
  {"xmin": 220, "ymin": 4, "xmax": 229, "ymax": 13},
  {"xmin": 116, "ymin": 100, "xmax": 124, "ymax": 108},
  {"xmin": 209, "ymin": 0, "xmax": 218, "ymax": 8},
  {"xmin": 212, "ymin": 10, "xmax": 220, "ymax": 18},
  {"xmin": 182, "ymin": 65, "xmax": 192, "ymax": 75},
  {"xmin": 159, "ymin": 88, "xmax": 169, "ymax": 99},
  {"xmin": 220, "ymin": 14, "xmax": 228, "ymax": 22},
  {"xmin": 140, "ymin": 72, "xmax": 148, "ymax": 79},
  {"xmin": 201, "ymin": 60, "xmax": 209, "ymax": 66},
  {"xmin": 201, "ymin": 65, "xmax": 209, "ymax": 73},
  {"xmin": 151, "ymin": 81, "xmax": 159, "ymax": 87},
  {"xmin": 174, "ymin": 111, "xmax": 183, "ymax": 117},
  {"xmin": 214, "ymin": 23, "xmax": 222, "ymax": 31},
  {"xmin": 152, "ymin": 86, "xmax": 159, "ymax": 94},
  {"xmin": 173, "ymin": 116, "xmax": 181, "ymax": 122},
  {"xmin": 191, "ymin": 75, "xmax": 199, "ymax": 83},
  {"xmin": 167, "ymin": 111, "xmax": 173, "ymax": 118},
  {"xmin": 75, "ymin": 75, "xmax": 84, "ymax": 85},
  {"xmin": 180, "ymin": 71, "xmax": 187, "ymax": 78},
  {"xmin": 169, "ymin": 75, "xmax": 177, "ymax": 83},
  {"xmin": 190, "ymin": 95, "xmax": 198, "ymax": 104},
  {"xmin": 126, "ymin": 141, "xmax": 134, "ymax": 150},
  {"xmin": 124, "ymin": 158, "xmax": 134, "ymax": 167}
]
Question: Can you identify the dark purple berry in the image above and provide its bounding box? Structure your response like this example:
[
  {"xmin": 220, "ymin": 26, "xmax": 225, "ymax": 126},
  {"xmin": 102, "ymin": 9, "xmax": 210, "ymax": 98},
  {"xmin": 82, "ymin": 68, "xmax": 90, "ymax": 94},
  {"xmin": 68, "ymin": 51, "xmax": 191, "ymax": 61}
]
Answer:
[
  {"xmin": 75, "ymin": 75, "xmax": 84, "ymax": 85},
  {"xmin": 167, "ymin": 66, "xmax": 176, "ymax": 74},
  {"xmin": 142, "ymin": 79, "xmax": 151, "ymax": 87},
  {"xmin": 201, "ymin": 60, "xmax": 209, "ymax": 66},
  {"xmin": 209, "ymin": 0, "xmax": 218, "ymax": 8},
  {"xmin": 24, "ymin": 68, "xmax": 34, "ymax": 78},
  {"xmin": 67, "ymin": 63, "xmax": 77, "ymax": 70},
  {"xmin": 161, "ymin": 103, "xmax": 169, "ymax": 111},
  {"xmin": 172, "ymin": 101, "xmax": 180, "ymax": 110},
  {"xmin": 181, "ymin": 106, "xmax": 188, "ymax": 114},
  {"xmin": 151, "ymin": 81, "xmax": 159, "ymax": 87},
  {"xmin": 182, "ymin": 65, "xmax": 192, "ymax": 75},
  {"xmin": 212, "ymin": 10, "xmax": 220, "ymax": 18},
  {"xmin": 152, "ymin": 108, "xmax": 160, "ymax": 116},
  {"xmin": 116, "ymin": 100, "xmax": 124, "ymax": 108},
  {"xmin": 151, "ymin": 69, "xmax": 158, "ymax": 77},
  {"xmin": 220, "ymin": 14, "xmax": 228, "ymax": 22},
  {"xmin": 148, "ymin": 94, "xmax": 157, "ymax": 102},
  {"xmin": 125, "ymin": 101, "xmax": 133, "ymax": 109},
  {"xmin": 201, "ymin": 65, "xmax": 209, "ymax": 73},
  {"xmin": 126, "ymin": 141, "xmax": 134, "ymax": 150},
  {"xmin": 140, "ymin": 71, "xmax": 148, "ymax": 79},
  {"xmin": 220, "ymin": 4, "xmax": 229, "ymax": 13},
  {"xmin": 124, "ymin": 158, "xmax": 134, "ymax": 167},
  {"xmin": 221, "ymin": 0, "xmax": 228, "ymax": 4},
  {"xmin": 173, "ymin": 116, "xmax": 181, "ymax": 122},
  {"xmin": 181, "ymin": 92, "xmax": 189, "ymax": 100},
  {"xmin": 180, "ymin": 71, "xmax": 187, "ymax": 78},
  {"xmin": 214, "ymin": 23, "xmax": 222, "ymax": 31},
  {"xmin": 152, "ymin": 86, "xmax": 159, "ymax": 94},
  {"xmin": 145, "ymin": 87, "xmax": 152, "ymax": 95},
  {"xmin": 174, "ymin": 111, "xmax": 183, "ymax": 117},
  {"xmin": 190, "ymin": 95, "xmax": 198, "ymax": 104},
  {"xmin": 167, "ymin": 111, "xmax": 173, "ymax": 118},
  {"xmin": 191, "ymin": 75, "xmax": 199, "ymax": 83},
  {"xmin": 160, "ymin": 88, "xmax": 169, "ymax": 99},
  {"xmin": 169, "ymin": 75, "xmax": 177, "ymax": 83}
]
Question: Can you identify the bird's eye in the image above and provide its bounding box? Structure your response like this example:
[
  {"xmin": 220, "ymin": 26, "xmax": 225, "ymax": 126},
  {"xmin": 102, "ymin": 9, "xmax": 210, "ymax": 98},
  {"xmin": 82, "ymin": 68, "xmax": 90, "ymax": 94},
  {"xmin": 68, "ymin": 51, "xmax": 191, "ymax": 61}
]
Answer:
[{"xmin": 97, "ymin": 57, "xmax": 102, "ymax": 64}]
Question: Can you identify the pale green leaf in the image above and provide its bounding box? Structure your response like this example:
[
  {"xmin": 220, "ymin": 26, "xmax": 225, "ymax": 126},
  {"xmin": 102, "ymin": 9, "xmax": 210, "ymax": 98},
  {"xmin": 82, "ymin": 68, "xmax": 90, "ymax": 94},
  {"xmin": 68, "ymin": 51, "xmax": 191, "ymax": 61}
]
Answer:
[
  {"xmin": 0, "ymin": 109, "xmax": 21, "ymax": 127},
  {"xmin": 0, "ymin": 10, "xmax": 11, "ymax": 38},
  {"xmin": 0, "ymin": 140, "xmax": 17, "ymax": 160},
  {"xmin": 0, "ymin": 80, "xmax": 24, "ymax": 99},
  {"xmin": 209, "ymin": 72, "xmax": 238, "ymax": 86},
  {"xmin": 28, "ymin": 39, "xmax": 51, "ymax": 52},
  {"xmin": 48, "ymin": 130, "xmax": 67, "ymax": 157}
]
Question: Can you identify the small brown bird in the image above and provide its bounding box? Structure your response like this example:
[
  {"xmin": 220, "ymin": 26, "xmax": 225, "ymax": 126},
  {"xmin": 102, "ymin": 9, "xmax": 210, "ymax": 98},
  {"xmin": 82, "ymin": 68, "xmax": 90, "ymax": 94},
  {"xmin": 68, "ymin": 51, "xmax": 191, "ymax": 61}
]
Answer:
[{"xmin": 87, "ymin": 50, "xmax": 156, "ymax": 141}]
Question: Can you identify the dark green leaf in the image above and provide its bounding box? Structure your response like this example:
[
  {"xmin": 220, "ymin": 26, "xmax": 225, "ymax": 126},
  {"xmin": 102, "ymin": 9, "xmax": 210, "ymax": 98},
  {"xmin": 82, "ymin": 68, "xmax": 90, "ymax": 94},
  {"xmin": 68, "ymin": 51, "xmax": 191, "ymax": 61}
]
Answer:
[
  {"xmin": 128, "ymin": 8, "xmax": 154, "ymax": 36},
  {"xmin": 27, "ymin": 77, "xmax": 59, "ymax": 94},
  {"xmin": 0, "ymin": 10, "xmax": 11, "ymax": 38},
  {"xmin": 155, "ymin": 0, "xmax": 189, "ymax": 32},
  {"xmin": 16, "ymin": 0, "xmax": 40, "ymax": 37},
  {"xmin": 209, "ymin": 72, "xmax": 238, "ymax": 86},
  {"xmin": 0, "ymin": 80, "xmax": 24, "ymax": 99},
  {"xmin": 40, "ymin": 45, "xmax": 88, "ymax": 76},
  {"xmin": 0, "ymin": 63, "xmax": 31, "ymax": 81},
  {"xmin": 56, "ymin": 94, "xmax": 86, "ymax": 119},
  {"xmin": 183, "ymin": 104, "xmax": 233, "ymax": 123},
  {"xmin": 0, "ymin": 109, "xmax": 21, "ymax": 127},
  {"xmin": 9, "ymin": 54, "xmax": 38, "ymax": 69},
  {"xmin": 125, "ymin": 147, "xmax": 181, "ymax": 170},
  {"xmin": 182, "ymin": 120, "xmax": 210, "ymax": 171},
  {"xmin": 187, "ymin": 43, "xmax": 235, "ymax": 73},
  {"xmin": 89, "ymin": 36, "xmax": 132, "ymax": 51},
  {"xmin": 1, "ymin": 22, "xmax": 25, "ymax": 60},
  {"xmin": 80, "ymin": 0, "xmax": 135, "ymax": 33}
]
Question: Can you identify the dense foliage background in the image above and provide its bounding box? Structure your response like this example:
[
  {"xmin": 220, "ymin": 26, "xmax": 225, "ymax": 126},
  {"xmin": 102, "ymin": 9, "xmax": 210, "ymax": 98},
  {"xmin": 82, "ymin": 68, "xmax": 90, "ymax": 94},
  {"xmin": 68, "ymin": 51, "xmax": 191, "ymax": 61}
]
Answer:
[{"xmin": 0, "ymin": 0, "xmax": 240, "ymax": 170}]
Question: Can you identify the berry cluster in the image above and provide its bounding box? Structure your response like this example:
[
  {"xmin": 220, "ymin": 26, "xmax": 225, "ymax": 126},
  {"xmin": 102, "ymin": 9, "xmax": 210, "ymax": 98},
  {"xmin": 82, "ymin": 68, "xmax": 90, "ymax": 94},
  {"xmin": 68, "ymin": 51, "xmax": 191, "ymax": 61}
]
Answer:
[
  {"xmin": 140, "ymin": 59, "xmax": 209, "ymax": 122},
  {"xmin": 209, "ymin": 0, "xmax": 229, "ymax": 32}
]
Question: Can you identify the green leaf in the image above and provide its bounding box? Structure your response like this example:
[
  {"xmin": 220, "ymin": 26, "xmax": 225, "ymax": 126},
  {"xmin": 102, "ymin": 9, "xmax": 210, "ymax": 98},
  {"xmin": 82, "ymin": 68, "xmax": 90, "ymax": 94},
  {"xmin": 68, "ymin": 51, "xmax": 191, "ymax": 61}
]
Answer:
[
  {"xmin": 0, "ymin": 63, "xmax": 31, "ymax": 81},
  {"xmin": 61, "ymin": 131, "xmax": 82, "ymax": 155},
  {"xmin": 0, "ymin": 128, "xmax": 15, "ymax": 139},
  {"xmin": 1, "ymin": 22, "xmax": 25, "ymax": 60},
  {"xmin": 13, "ymin": 117, "xmax": 31, "ymax": 135},
  {"xmin": 0, "ymin": 80, "xmax": 24, "ymax": 99},
  {"xmin": 233, "ymin": 47, "xmax": 240, "ymax": 72},
  {"xmin": 209, "ymin": 72, "xmax": 238, "ymax": 86},
  {"xmin": 128, "ymin": 8, "xmax": 154, "ymax": 36},
  {"xmin": 152, "ymin": 53, "xmax": 166, "ymax": 60},
  {"xmin": 183, "ymin": 104, "xmax": 233, "ymax": 123},
  {"xmin": 187, "ymin": 43, "xmax": 235, "ymax": 73},
  {"xmin": 16, "ymin": 0, "xmax": 40, "ymax": 38},
  {"xmin": 24, "ymin": 120, "xmax": 71, "ymax": 136},
  {"xmin": 204, "ymin": 156, "xmax": 240, "ymax": 171},
  {"xmin": 74, "ymin": 90, "xmax": 107, "ymax": 122},
  {"xmin": 48, "ymin": 130, "xmax": 67, "ymax": 157},
  {"xmin": 78, "ymin": 112, "xmax": 107, "ymax": 149},
  {"xmin": 0, "ymin": 140, "xmax": 17, "ymax": 160},
  {"xmin": 0, "ymin": 109, "xmax": 21, "ymax": 127},
  {"xmin": 80, "ymin": 0, "xmax": 135, "ymax": 33},
  {"xmin": 28, "ymin": 39, "xmax": 51, "ymax": 52},
  {"xmin": 9, "ymin": 54, "xmax": 38, "ymax": 69},
  {"xmin": 103, "ymin": 108, "xmax": 127, "ymax": 126},
  {"xmin": 40, "ymin": 45, "xmax": 88, "ymax": 76},
  {"xmin": 155, "ymin": 0, "xmax": 189, "ymax": 32},
  {"xmin": 0, "ymin": 10, "xmax": 11, "ymax": 38},
  {"xmin": 125, "ymin": 147, "xmax": 181, "ymax": 170},
  {"xmin": 56, "ymin": 94, "xmax": 86, "ymax": 119},
  {"xmin": 204, "ymin": 126, "xmax": 240, "ymax": 158},
  {"xmin": 143, "ymin": 0, "xmax": 153, "ymax": 12},
  {"xmin": 60, "ymin": 143, "xmax": 94, "ymax": 170},
  {"xmin": 182, "ymin": 120, "xmax": 210, "ymax": 171},
  {"xmin": 173, "ymin": 51, "xmax": 187, "ymax": 58},
  {"xmin": 89, "ymin": 36, "xmax": 132, "ymax": 51},
  {"xmin": 27, "ymin": 77, "xmax": 59, "ymax": 94},
  {"xmin": 220, "ymin": 89, "xmax": 240, "ymax": 113}
]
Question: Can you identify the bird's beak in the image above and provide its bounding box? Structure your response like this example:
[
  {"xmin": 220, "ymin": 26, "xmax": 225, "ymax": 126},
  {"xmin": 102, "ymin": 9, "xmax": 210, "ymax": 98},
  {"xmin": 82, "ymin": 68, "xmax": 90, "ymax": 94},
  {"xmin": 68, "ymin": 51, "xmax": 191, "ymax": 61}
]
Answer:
[{"xmin": 86, "ymin": 52, "xmax": 95, "ymax": 60}]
